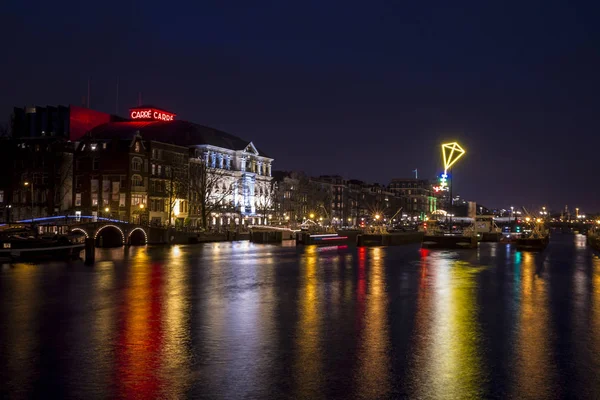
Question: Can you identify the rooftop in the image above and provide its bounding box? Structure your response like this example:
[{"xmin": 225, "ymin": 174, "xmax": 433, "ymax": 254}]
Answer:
[{"xmin": 88, "ymin": 120, "xmax": 270, "ymax": 157}]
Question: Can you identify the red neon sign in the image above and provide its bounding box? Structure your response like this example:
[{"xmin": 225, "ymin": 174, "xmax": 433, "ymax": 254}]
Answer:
[{"xmin": 129, "ymin": 107, "xmax": 176, "ymax": 122}]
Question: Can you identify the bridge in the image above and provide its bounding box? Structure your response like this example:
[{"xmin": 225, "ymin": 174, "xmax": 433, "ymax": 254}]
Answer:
[{"xmin": 69, "ymin": 221, "xmax": 151, "ymax": 247}]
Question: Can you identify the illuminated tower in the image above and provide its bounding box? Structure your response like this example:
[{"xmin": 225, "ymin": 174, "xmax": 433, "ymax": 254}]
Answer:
[{"xmin": 433, "ymin": 142, "xmax": 466, "ymax": 208}]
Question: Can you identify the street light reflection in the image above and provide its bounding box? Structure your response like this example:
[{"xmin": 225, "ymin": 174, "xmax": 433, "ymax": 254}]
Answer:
[
  {"xmin": 512, "ymin": 251, "xmax": 557, "ymax": 398},
  {"xmin": 357, "ymin": 247, "xmax": 390, "ymax": 399},
  {"xmin": 411, "ymin": 254, "xmax": 485, "ymax": 398},
  {"xmin": 294, "ymin": 245, "xmax": 322, "ymax": 397}
]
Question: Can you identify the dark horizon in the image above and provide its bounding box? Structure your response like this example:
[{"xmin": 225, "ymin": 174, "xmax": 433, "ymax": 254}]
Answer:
[{"xmin": 3, "ymin": 0, "xmax": 600, "ymax": 212}]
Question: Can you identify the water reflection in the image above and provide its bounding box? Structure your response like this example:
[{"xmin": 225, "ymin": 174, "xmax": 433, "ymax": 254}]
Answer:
[
  {"xmin": 512, "ymin": 251, "xmax": 557, "ymax": 398},
  {"xmin": 2, "ymin": 236, "xmax": 600, "ymax": 398},
  {"xmin": 356, "ymin": 247, "xmax": 391, "ymax": 399},
  {"xmin": 411, "ymin": 252, "xmax": 485, "ymax": 398},
  {"xmin": 115, "ymin": 250, "xmax": 164, "ymax": 398},
  {"xmin": 0, "ymin": 264, "xmax": 39, "ymax": 396},
  {"xmin": 294, "ymin": 246, "xmax": 323, "ymax": 397}
]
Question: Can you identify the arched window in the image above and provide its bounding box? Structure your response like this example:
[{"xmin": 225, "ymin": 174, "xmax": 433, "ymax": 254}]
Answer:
[{"xmin": 132, "ymin": 157, "xmax": 142, "ymax": 171}]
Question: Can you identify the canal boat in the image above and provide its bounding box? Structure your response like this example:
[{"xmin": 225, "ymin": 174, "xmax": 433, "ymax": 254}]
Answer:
[
  {"xmin": 514, "ymin": 221, "xmax": 549, "ymax": 251},
  {"xmin": 421, "ymin": 220, "xmax": 478, "ymax": 249},
  {"xmin": 0, "ymin": 225, "xmax": 86, "ymax": 261}
]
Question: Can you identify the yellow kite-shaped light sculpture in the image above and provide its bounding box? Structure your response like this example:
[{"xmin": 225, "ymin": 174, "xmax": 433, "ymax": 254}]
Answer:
[{"xmin": 441, "ymin": 142, "xmax": 466, "ymax": 174}]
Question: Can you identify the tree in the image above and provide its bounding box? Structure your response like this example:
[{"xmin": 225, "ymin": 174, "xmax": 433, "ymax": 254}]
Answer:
[
  {"xmin": 255, "ymin": 180, "xmax": 276, "ymax": 224},
  {"xmin": 189, "ymin": 159, "xmax": 235, "ymax": 229},
  {"xmin": 164, "ymin": 157, "xmax": 189, "ymax": 227}
]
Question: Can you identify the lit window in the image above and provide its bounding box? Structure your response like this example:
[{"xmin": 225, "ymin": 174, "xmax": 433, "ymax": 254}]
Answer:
[
  {"xmin": 75, "ymin": 193, "xmax": 81, "ymax": 206},
  {"xmin": 102, "ymin": 143, "xmax": 107, "ymax": 149},
  {"xmin": 91, "ymin": 143, "xmax": 97, "ymax": 151},
  {"xmin": 135, "ymin": 142, "xmax": 140, "ymax": 152}
]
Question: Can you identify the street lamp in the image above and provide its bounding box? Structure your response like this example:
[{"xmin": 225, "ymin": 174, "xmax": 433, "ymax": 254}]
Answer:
[
  {"xmin": 310, "ymin": 213, "xmax": 315, "ymax": 219},
  {"xmin": 24, "ymin": 181, "xmax": 33, "ymax": 224}
]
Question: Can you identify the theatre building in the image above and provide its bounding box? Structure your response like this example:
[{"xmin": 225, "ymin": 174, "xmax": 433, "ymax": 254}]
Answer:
[{"xmin": 74, "ymin": 105, "xmax": 274, "ymax": 227}]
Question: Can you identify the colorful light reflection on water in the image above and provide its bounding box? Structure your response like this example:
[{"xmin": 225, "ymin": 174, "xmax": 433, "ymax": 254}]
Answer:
[{"xmin": 1, "ymin": 235, "xmax": 600, "ymax": 398}]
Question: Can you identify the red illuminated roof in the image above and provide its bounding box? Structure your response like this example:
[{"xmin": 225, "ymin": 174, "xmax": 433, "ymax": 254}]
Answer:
[{"xmin": 88, "ymin": 120, "xmax": 270, "ymax": 157}]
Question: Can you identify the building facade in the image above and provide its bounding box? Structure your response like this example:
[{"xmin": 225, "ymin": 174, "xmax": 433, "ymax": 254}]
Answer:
[
  {"xmin": 388, "ymin": 178, "xmax": 436, "ymax": 219},
  {"xmin": 0, "ymin": 104, "xmax": 274, "ymax": 228}
]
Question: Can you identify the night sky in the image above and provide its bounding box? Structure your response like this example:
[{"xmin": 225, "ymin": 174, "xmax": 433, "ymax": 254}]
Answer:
[{"xmin": 2, "ymin": 1, "xmax": 600, "ymax": 212}]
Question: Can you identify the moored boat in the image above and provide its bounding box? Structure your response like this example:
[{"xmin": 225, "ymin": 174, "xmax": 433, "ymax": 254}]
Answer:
[
  {"xmin": 0, "ymin": 226, "xmax": 86, "ymax": 261},
  {"xmin": 421, "ymin": 220, "xmax": 478, "ymax": 249},
  {"xmin": 515, "ymin": 221, "xmax": 549, "ymax": 251}
]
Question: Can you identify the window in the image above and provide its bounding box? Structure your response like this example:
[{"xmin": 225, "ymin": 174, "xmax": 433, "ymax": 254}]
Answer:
[
  {"xmin": 119, "ymin": 194, "xmax": 126, "ymax": 207},
  {"xmin": 0, "ymin": 190, "xmax": 4, "ymax": 203},
  {"xmin": 102, "ymin": 142, "xmax": 107, "ymax": 149},
  {"xmin": 165, "ymin": 166, "xmax": 171, "ymax": 178},
  {"xmin": 132, "ymin": 157, "xmax": 142, "ymax": 171},
  {"xmin": 75, "ymin": 193, "xmax": 81, "ymax": 206},
  {"xmin": 90, "ymin": 143, "xmax": 97, "ymax": 151},
  {"xmin": 131, "ymin": 175, "xmax": 143, "ymax": 187},
  {"xmin": 135, "ymin": 142, "xmax": 140, "ymax": 152},
  {"xmin": 158, "ymin": 165, "xmax": 162, "ymax": 176},
  {"xmin": 92, "ymin": 157, "xmax": 99, "ymax": 170},
  {"xmin": 151, "ymin": 164, "xmax": 156, "ymax": 175},
  {"xmin": 131, "ymin": 194, "xmax": 145, "ymax": 206},
  {"xmin": 92, "ymin": 193, "xmax": 98, "ymax": 206}
]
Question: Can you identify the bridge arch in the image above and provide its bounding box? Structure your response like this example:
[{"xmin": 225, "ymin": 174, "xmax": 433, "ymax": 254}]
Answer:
[
  {"xmin": 70, "ymin": 227, "xmax": 89, "ymax": 238},
  {"xmin": 95, "ymin": 224, "xmax": 125, "ymax": 247},
  {"xmin": 128, "ymin": 227, "xmax": 148, "ymax": 246}
]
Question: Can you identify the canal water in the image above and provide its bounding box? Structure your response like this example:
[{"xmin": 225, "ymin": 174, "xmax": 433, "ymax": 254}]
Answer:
[{"xmin": 1, "ymin": 234, "xmax": 599, "ymax": 399}]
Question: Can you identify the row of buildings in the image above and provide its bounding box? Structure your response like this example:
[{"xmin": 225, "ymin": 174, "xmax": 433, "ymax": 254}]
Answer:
[
  {"xmin": 272, "ymin": 172, "xmax": 438, "ymax": 226},
  {"xmin": 0, "ymin": 103, "xmax": 445, "ymax": 228}
]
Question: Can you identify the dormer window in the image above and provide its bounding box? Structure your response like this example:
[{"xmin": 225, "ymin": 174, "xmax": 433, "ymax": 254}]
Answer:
[{"xmin": 135, "ymin": 142, "xmax": 140, "ymax": 152}]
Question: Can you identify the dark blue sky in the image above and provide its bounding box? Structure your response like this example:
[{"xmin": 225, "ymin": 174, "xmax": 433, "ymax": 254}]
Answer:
[{"xmin": 2, "ymin": 0, "xmax": 600, "ymax": 212}]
